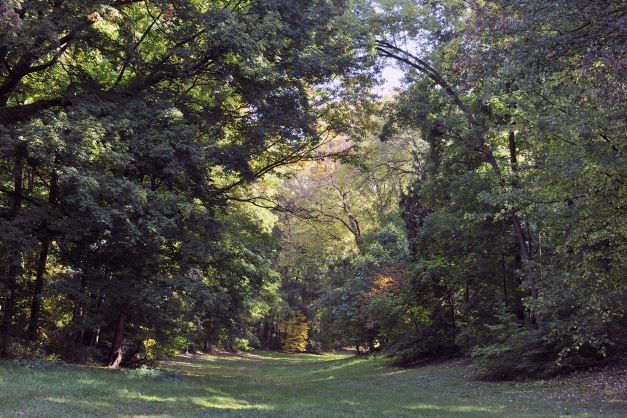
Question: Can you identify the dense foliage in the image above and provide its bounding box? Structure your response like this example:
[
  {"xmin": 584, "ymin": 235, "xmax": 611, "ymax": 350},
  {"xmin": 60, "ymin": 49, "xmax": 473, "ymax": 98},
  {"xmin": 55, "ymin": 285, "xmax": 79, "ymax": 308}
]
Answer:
[
  {"xmin": 0, "ymin": 0, "xmax": 371, "ymax": 364},
  {"xmin": 273, "ymin": 0, "xmax": 626, "ymax": 378},
  {"xmin": 375, "ymin": 0, "xmax": 626, "ymax": 377},
  {"xmin": 1, "ymin": 0, "xmax": 625, "ymax": 378}
]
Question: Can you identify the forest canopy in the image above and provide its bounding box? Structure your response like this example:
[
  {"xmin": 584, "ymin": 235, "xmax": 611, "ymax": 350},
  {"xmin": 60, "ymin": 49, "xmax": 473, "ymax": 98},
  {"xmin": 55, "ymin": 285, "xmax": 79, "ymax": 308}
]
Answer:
[{"xmin": 1, "ymin": 0, "xmax": 625, "ymax": 378}]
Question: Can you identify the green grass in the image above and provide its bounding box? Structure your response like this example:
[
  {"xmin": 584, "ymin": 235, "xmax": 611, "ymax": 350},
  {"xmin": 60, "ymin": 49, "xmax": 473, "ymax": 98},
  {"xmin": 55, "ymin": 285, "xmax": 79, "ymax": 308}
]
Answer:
[{"xmin": 0, "ymin": 351, "xmax": 623, "ymax": 417}]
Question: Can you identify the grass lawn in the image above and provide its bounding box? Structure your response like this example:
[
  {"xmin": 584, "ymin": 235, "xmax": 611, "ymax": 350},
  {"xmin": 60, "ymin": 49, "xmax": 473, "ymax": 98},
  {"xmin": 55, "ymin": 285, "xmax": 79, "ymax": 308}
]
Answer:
[{"xmin": 0, "ymin": 351, "xmax": 624, "ymax": 417}]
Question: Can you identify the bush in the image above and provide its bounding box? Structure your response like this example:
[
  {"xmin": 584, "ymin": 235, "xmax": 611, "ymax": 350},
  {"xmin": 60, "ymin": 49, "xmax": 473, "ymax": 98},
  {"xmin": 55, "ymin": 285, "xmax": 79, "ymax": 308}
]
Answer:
[
  {"xmin": 7, "ymin": 340, "xmax": 46, "ymax": 359},
  {"xmin": 232, "ymin": 338, "xmax": 253, "ymax": 352},
  {"xmin": 471, "ymin": 312, "xmax": 556, "ymax": 379},
  {"xmin": 44, "ymin": 332, "xmax": 105, "ymax": 364}
]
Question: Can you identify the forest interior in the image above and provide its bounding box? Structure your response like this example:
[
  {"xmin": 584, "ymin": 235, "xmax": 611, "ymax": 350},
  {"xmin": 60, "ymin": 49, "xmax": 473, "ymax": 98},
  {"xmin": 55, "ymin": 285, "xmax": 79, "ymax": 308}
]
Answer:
[{"xmin": 0, "ymin": 0, "xmax": 626, "ymax": 416}]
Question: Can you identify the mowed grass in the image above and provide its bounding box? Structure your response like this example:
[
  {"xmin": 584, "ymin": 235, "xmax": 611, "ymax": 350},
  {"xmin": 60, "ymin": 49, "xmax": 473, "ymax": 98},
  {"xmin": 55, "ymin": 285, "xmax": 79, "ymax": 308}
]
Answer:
[{"xmin": 0, "ymin": 351, "xmax": 624, "ymax": 417}]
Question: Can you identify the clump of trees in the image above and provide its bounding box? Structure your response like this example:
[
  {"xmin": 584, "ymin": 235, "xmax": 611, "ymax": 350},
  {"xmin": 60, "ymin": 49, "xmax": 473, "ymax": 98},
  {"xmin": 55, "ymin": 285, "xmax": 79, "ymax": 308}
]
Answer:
[
  {"xmin": 275, "ymin": 0, "xmax": 626, "ymax": 378},
  {"xmin": 1, "ymin": 0, "xmax": 625, "ymax": 379},
  {"xmin": 375, "ymin": 0, "xmax": 626, "ymax": 378},
  {"xmin": 0, "ymin": 0, "xmax": 371, "ymax": 365}
]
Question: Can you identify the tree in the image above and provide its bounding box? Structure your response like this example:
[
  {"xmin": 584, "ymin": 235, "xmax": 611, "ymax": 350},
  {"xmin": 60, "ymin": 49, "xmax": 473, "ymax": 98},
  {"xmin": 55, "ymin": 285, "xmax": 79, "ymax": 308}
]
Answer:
[
  {"xmin": 368, "ymin": 0, "xmax": 626, "ymax": 375},
  {"xmin": 0, "ymin": 0, "xmax": 373, "ymax": 362}
]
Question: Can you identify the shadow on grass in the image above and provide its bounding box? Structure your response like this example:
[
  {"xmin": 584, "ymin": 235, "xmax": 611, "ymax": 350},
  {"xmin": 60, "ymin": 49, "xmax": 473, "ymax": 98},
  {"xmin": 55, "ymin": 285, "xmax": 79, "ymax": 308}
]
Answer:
[
  {"xmin": 42, "ymin": 394, "xmax": 275, "ymax": 417},
  {"xmin": 1, "ymin": 352, "xmax": 609, "ymax": 417}
]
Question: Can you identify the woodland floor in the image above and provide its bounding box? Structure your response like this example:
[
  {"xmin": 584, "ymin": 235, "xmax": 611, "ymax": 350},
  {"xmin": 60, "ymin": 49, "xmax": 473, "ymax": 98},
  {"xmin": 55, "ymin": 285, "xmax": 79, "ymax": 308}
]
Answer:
[{"xmin": 0, "ymin": 351, "xmax": 625, "ymax": 417}]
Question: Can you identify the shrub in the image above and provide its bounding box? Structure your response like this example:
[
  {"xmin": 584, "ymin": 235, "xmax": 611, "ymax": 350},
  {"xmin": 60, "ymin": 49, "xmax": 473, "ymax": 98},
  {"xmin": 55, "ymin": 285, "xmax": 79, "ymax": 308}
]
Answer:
[{"xmin": 281, "ymin": 310, "xmax": 309, "ymax": 353}]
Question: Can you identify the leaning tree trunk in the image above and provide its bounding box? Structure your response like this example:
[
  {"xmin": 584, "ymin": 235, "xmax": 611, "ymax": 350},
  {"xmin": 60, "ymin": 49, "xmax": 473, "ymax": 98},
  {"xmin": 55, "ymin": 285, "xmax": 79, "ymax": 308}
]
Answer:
[{"xmin": 376, "ymin": 41, "xmax": 541, "ymax": 324}]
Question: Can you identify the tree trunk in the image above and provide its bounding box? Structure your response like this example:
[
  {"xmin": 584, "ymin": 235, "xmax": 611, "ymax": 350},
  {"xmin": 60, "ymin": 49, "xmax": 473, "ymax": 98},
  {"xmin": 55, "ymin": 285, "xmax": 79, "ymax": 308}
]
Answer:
[
  {"xmin": 501, "ymin": 254, "xmax": 508, "ymax": 305},
  {"xmin": 354, "ymin": 233, "xmax": 365, "ymax": 256},
  {"xmin": 376, "ymin": 45, "xmax": 542, "ymax": 312},
  {"xmin": 347, "ymin": 214, "xmax": 365, "ymax": 256},
  {"xmin": 27, "ymin": 236, "xmax": 50, "ymax": 340},
  {"xmin": 0, "ymin": 259, "xmax": 18, "ymax": 357},
  {"xmin": 486, "ymin": 152, "xmax": 539, "ymax": 313},
  {"xmin": 71, "ymin": 272, "xmax": 90, "ymax": 342},
  {"xmin": 109, "ymin": 312, "xmax": 126, "ymax": 368},
  {"xmin": 0, "ymin": 149, "xmax": 24, "ymax": 357},
  {"xmin": 263, "ymin": 319, "xmax": 270, "ymax": 347},
  {"xmin": 506, "ymin": 133, "xmax": 541, "ymax": 325},
  {"xmin": 28, "ymin": 161, "xmax": 58, "ymax": 341},
  {"xmin": 508, "ymin": 131, "xmax": 519, "ymax": 187},
  {"xmin": 368, "ymin": 336, "xmax": 375, "ymax": 353},
  {"xmin": 85, "ymin": 292, "xmax": 105, "ymax": 347}
]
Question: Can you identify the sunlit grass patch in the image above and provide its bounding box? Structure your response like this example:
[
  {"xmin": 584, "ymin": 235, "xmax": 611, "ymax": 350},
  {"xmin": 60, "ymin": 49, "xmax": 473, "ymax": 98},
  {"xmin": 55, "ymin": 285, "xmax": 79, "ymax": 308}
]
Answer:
[{"xmin": 0, "ymin": 352, "xmax": 624, "ymax": 417}]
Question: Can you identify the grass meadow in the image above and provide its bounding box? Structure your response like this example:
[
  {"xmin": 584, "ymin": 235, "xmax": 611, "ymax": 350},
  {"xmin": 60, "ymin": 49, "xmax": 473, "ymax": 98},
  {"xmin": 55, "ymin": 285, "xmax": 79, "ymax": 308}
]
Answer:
[{"xmin": 0, "ymin": 351, "xmax": 624, "ymax": 417}]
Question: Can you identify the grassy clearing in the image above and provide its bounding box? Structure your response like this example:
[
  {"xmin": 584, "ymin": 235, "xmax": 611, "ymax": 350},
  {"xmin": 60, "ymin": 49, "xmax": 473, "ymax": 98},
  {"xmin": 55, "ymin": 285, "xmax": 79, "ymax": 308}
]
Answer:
[{"xmin": 0, "ymin": 351, "xmax": 624, "ymax": 417}]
